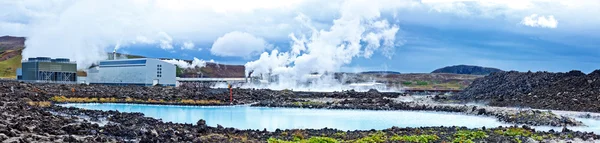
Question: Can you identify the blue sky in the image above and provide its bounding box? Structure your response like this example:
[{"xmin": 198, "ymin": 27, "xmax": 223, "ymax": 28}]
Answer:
[{"xmin": 1, "ymin": 0, "xmax": 599, "ymax": 73}]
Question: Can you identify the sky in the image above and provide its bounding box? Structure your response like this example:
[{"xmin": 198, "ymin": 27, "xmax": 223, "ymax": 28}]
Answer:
[{"xmin": 1, "ymin": 0, "xmax": 599, "ymax": 74}]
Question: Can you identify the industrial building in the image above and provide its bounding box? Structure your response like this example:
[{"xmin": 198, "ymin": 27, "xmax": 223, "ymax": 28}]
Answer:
[
  {"xmin": 17, "ymin": 57, "xmax": 77, "ymax": 83},
  {"xmin": 87, "ymin": 58, "xmax": 176, "ymax": 86}
]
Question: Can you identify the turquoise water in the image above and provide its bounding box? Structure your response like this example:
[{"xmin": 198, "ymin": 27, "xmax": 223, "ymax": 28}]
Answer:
[
  {"xmin": 60, "ymin": 103, "xmax": 510, "ymax": 131},
  {"xmin": 59, "ymin": 103, "xmax": 600, "ymax": 132}
]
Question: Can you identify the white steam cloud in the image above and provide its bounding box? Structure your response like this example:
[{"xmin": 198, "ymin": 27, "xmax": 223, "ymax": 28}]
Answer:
[
  {"xmin": 243, "ymin": 1, "xmax": 402, "ymax": 91},
  {"xmin": 520, "ymin": 14, "xmax": 558, "ymax": 28},
  {"xmin": 162, "ymin": 57, "xmax": 208, "ymax": 69},
  {"xmin": 210, "ymin": 31, "xmax": 272, "ymax": 58}
]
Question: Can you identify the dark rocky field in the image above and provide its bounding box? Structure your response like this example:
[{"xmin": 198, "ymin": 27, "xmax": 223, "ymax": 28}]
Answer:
[
  {"xmin": 2, "ymin": 80, "xmax": 600, "ymax": 142},
  {"xmin": 450, "ymin": 70, "xmax": 600, "ymax": 112}
]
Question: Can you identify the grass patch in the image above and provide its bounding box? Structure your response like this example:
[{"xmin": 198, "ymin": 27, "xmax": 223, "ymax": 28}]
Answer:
[
  {"xmin": 27, "ymin": 101, "xmax": 52, "ymax": 107},
  {"xmin": 452, "ymin": 130, "xmax": 487, "ymax": 143},
  {"xmin": 0, "ymin": 54, "xmax": 21, "ymax": 78},
  {"xmin": 354, "ymin": 131, "xmax": 386, "ymax": 143},
  {"xmin": 292, "ymin": 101, "xmax": 324, "ymax": 107},
  {"xmin": 494, "ymin": 127, "xmax": 544, "ymax": 141},
  {"xmin": 267, "ymin": 137, "xmax": 339, "ymax": 143},
  {"xmin": 50, "ymin": 96, "xmax": 221, "ymax": 105},
  {"xmin": 402, "ymin": 81, "xmax": 412, "ymax": 85},
  {"xmin": 415, "ymin": 81, "xmax": 428, "ymax": 86},
  {"xmin": 390, "ymin": 134, "xmax": 439, "ymax": 143}
]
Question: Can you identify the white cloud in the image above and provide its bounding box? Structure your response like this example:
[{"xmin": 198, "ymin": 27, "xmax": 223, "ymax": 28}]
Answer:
[
  {"xmin": 210, "ymin": 31, "xmax": 272, "ymax": 58},
  {"xmin": 520, "ymin": 14, "xmax": 558, "ymax": 28},
  {"xmin": 181, "ymin": 41, "xmax": 195, "ymax": 50},
  {"xmin": 1, "ymin": 0, "xmax": 599, "ymax": 69},
  {"xmin": 158, "ymin": 32, "xmax": 174, "ymax": 50}
]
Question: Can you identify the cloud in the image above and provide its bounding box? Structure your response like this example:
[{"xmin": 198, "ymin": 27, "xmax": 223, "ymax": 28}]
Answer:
[
  {"xmin": 158, "ymin": 32, "xmax": 174, "ymax": 50},
  {"xmin": 520, "ymin": 14, "xmax": 558, "ymax": 28},
  {"xmin": 210, "ymin": 31, "xmax": 272, "ymax": 57},
  {"xmin": 181, "ymin": 41, "xmax": 195, "ymax": 50},
  {"xmin": 1, "ymin": 0, "xmax": 599, "ymax": 70}
]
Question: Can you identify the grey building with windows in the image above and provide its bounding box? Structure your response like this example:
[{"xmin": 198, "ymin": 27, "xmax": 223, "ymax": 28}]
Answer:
[
  {"xmin": 18, "ymin": 57, "xmax": 77, "ymax": 83},
  {"xmin": 86, "ymin": 58, "xmax": 176, "ymax": 86}
]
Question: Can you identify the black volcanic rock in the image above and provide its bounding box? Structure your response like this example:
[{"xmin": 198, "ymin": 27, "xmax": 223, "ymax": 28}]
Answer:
[
  {"xmin": 452, "ymin": 70, "xmax": 600, "ymax": 112},
  {"xmin": 432, "ymin": 65, "xmax": 503, "ymax": 75}
]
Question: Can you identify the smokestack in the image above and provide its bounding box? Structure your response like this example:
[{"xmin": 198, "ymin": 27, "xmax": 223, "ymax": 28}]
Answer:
[
  {"xmin": 246, "ymin": 70, "xmax": 254, "ymax": 83},
  {"xmin": 112, "ymin": 49, "xmax": 117, "ymax": 60}
]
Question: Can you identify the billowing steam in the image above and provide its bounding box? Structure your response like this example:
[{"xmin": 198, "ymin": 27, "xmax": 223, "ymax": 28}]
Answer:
[
  {"xmin": 243, "ymin": 1, "xmax": 403, "ymax": 91},
  {"xmin": 161, "ymin": 58, "xmax": 209, "ymax": 69}
]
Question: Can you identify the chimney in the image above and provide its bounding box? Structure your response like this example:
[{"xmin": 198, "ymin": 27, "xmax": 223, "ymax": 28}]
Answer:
[{"xmin": 112, "ymin": 49, "xmax": 117, "ymax": 60}]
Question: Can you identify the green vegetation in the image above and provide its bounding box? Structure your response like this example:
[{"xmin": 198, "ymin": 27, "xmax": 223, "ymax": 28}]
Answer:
[
  {"xmin": 452, "ymin": 130, "xmax": 488, "ymax": 143},
  {"xmin": 494, "ymin": 128, "xmax": 544, "ymax": 141},
  {"xmin": 267, "ymin": 137, "xmax": 339, "ymax": 143},
  {"xmin": 292, "ymin": 101, "xmax": 325, "ymax": 107},
  {"xmin": 50, "ymin": 96, "xmax": 222, "ymax": 105},
  {"xmin": 0, "ymin": 54, "xmax": 21, "ymax": 78},
  {"xmin": 333, "ymin": 132, "xmax": 346, "ymax": 138},
  {"xmin": 390, "ymin": 134, "xmax": 439, "ymax": 143},
  {"xmin": 175, "ymin": 65, "xmax": 184, "ymax": 77},
  {"xmin": 402, "ymin": 80, "xmax": 464, "ymax": 90},
  {"xmin": 354, "ymin": 131, "xmax": 386, "ymax": 143},
  {"xmin": 416, "ymin": 81, "xmax": 428, "ymax": 86}
]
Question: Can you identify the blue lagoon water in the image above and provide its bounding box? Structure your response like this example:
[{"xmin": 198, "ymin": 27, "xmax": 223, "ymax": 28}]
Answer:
[{"xmin": 60, "ymin": 103, "xmax": 511, "ymax": 131}]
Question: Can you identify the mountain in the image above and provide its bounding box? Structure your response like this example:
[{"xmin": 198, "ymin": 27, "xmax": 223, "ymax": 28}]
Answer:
[{"xmin": 431, "ymin": 65, "xmax": 502, "ymax": 75}]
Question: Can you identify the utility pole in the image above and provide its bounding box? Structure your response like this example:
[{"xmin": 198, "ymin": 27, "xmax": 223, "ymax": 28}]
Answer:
[{"xmin": 228, "ymin": 83, "xmax": 233, "ymax": 104}]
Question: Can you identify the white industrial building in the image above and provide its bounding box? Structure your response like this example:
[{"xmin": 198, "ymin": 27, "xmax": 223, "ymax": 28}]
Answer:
[{"xmin": 87, "ymin": 58, "xmax": 176, "ymax": 86}]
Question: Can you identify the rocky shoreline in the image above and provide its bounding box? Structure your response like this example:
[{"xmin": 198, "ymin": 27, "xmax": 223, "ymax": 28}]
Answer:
[{"xmin": 2, "ymin": 80, "xmax": 600, "ymax": 142}]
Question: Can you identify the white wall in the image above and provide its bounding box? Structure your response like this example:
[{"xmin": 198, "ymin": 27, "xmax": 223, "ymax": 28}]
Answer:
[
  {"xmin": 87, "ymin": 58, "xmax": 176, "ymax": 86},
  {"xmin": 144, "ymin": 59, "xmax": 176, "ymax": 86}
]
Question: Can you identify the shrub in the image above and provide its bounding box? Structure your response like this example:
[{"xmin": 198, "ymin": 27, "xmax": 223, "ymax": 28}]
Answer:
[
  {"xmin": 390, "ymin": 135, "xmax": 439, "ymax": 143},
  {"xmin": 354, "ymin": 131, "xmax": 386, "ymax": 143},
  {"xmin": 27, "ymin": 101, "xmax": 52, "ymax": 107},
  {"xmin": 267, "ymin": 137, "xmax": 339, "ymax": 143},
  {"xmin": 453, "ymin": 130, "xmax": 487, "ymax": 143}
]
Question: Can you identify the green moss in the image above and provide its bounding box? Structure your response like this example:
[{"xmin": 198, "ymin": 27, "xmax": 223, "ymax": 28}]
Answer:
[
  {"xmin": 334, "ymin": 132, "xmax": 346, "ymax": 138},
  {"xmin": 416, "ymin": 81, "xmax": 428, "ymax": 86},
  {"xmin": 354, "ymin": 131, "xmax": 386, "ymax": 143},
  {"xmin": 402, "ymin": 81, "xmax": 412, "ymax": 85},
  {"xmin": 267, "ymin": 137, "xmax": 339, "ymax": 143},
  {"xmin": 390, "ymin": 134, "xmax": 439, "ymax": 143},
  {"xmin": 452, "ymin": 130, "xmax": 487, "ymax": 143},
  {"xmin": 0, "ymin": 54, "xmax": 21, "ymax": 78},
  {"xmin": 495, "ymin": 127, "xmax": 546, "ymax": 141},
  {"xmin": 292, "ymin": 101, "xmax": 324, "ymax": 107}
]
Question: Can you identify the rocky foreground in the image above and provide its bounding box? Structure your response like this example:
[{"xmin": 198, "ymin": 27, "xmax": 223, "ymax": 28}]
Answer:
[
  {"xmin": 2, "ymin": 80, "xmax": 600, "ymax": 142},
  {"xmin": 451, "ymin": 70, "xmax": 600, "ymax": 112}
]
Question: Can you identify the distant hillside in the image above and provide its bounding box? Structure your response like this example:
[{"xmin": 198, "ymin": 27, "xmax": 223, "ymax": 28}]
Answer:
[
  {"xmin": 0, "ymin": 36, "xmax": 25, "ymax": 78},
  {"xmin": 360, "ymin": 71, "xmax": 401, "ymax": 74},
  {"xmin": 0, "ymin": 36, "xmax": 25, "ymax": 51},
  {"xmin": 432, "ymin": 65, "xmax": 502, "ymax": 75}
]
